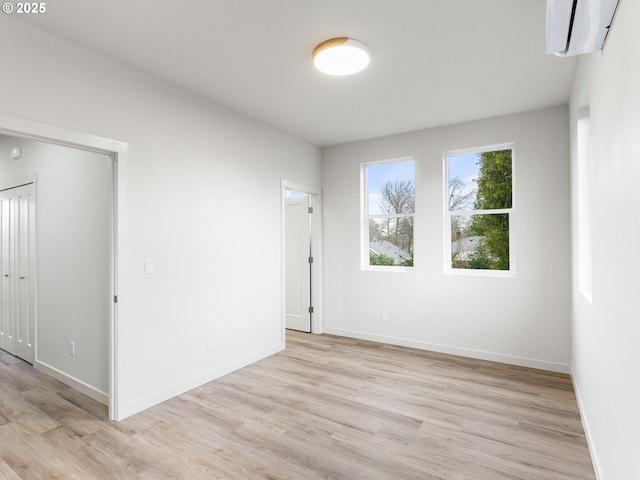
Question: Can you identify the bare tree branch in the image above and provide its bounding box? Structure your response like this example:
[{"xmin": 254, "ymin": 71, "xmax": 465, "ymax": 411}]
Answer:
[
  {"xmin": 449, "ymin": 176, "xmax": 475, "ymax": 211},
  {"xmin": 380, "ymin": 180, "xmax": 414, "ymax": 215}
]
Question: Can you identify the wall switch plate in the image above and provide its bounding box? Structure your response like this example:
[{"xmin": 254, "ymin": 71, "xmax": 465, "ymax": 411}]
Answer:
[
  {"xmin": 207, "ymin": 338, "xmax": 214, "ymax": 352},
  {"xmin": 145, "ymin": 259, "xmax": 155, "ymax": 274},
  {"xmin": 380, "ymin": 311, "xmax": 388, "ymax": 322},
  {"xmin": 69, "ymin": 342, "xmax": 76, "ymax": 357}
]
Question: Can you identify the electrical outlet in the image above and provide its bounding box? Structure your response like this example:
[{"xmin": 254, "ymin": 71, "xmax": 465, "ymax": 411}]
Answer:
[
  {"xmin": 69, "ymin": 342, "xmax": 76, "ymax": 357},
  {"xmin": 380, "ymin": 311, "xmax": 388, "ymax": 322},
  {"xmin": 145, "ymin": 259, "xmax": 155, "ymax": 274},
  {"xmin": 207, "ymin": 338, "xmax": 214, "ymax": 352}
]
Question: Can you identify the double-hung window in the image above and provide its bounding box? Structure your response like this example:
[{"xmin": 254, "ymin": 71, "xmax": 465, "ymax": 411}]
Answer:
[
  {"xmin": 445, "ymin": 145, "xmax": 514, "ymax": 276},
  {"xmin": 362, "ymin": 158, "xmax": 415, "ymax": 269}
]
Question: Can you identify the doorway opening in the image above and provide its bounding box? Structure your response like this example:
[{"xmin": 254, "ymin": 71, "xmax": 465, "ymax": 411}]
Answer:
[
  {"xmin": 0, "ymin": 112, "xmax": 126, "ymax": 421},
  {"xmin": 284, "ymin": 190, "xmax": 311, "ymax": 333},
  {"xmin": 281, "ymin": 180, "xmax": 323, "ymax": 339}
]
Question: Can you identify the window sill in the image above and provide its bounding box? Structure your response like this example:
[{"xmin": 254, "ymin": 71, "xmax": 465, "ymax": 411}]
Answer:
[
  {"xmin": 362, "ymin": 265, "xmax": 415, "ymax": 273},
  {"xmin": 445, "ymin": 268, "xmax": 515, "ymax": 278}
]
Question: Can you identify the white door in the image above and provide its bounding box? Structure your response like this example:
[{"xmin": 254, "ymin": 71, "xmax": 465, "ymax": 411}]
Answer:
[
  {"xmin": 0, "ymin": 190, "xmax": 14, "ymax": 355},
  {"xmin": 285, "ymin": 195, "xmax": 311, "ymax": 332},
  {"xmin": 0, "ymin": 183, "xmax": 36, "ymax": 363}
]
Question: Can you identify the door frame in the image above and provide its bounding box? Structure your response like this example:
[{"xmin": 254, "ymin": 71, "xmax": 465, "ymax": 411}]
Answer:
[
  {"xmin": 281, "ymin": 180, "xmax": 323, "ymax": 341},
  {"xmin": 0, "ymin": 112, "xmax": 127, "ymax": 421}
]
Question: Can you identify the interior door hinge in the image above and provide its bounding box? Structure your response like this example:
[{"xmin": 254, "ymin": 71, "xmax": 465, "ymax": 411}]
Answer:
[
  {"xmin": 308, "ymin": 206, "xmax": 314, "ymax": 214},
  {"xmin": 114, "ymin": 295, "xmax": 118, "ymax": 303},
  {"xmin": 308, "ymin": 256, "xmax": 314, "ymax": 264},
  {"xmin": 309, "ymin": 306, "xmax": 314, "ymax": 314}
]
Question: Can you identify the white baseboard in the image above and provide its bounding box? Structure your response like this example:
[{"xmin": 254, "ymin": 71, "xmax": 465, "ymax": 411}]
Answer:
[
  {"xmin": 323, "ymin": 327, "xmax": 571, "ymax": 374},
  {"xmin": 571, "ymin": 369, "xmax": 604, "ymax": 480},
  {"xmin": 117, "ymin": 342, "xmax": 284, "ymax": 421},
  {"xmin": 35, "ymin": 360, "xmax": 109, "ymax": 405}
]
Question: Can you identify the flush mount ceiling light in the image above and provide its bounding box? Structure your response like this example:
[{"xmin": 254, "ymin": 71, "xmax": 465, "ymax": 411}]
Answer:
[{"xmin": 312, "ymin": 37, "xmax": 370, "ymax": 76}]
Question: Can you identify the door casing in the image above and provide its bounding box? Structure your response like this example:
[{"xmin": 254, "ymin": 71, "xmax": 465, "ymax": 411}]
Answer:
[
  {"xmin": 281, "ymin": 180, "xmax": 323, "ymax": 341},
  {"xmin": 0, "ymin": 112, "xmax": 127, "ymax": 421}
]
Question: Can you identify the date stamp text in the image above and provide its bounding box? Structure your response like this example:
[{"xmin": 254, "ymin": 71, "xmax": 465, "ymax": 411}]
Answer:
[{"xmin": 3, "ymin": 3, "xmax": 47, "ymax": 14}]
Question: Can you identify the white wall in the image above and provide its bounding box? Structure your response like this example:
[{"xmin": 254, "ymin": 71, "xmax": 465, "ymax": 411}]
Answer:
[
  {"xmin": 0, "ymin": 136, "xmax": 111, "ymax": 397},
  {"xmin": 0, "ymin": 16, "xmax": 321, "ymax": 418},
  {"xmin": 569, "ymin": 0, "xmax": 640, "ymax": 477},
  {"xmin": 323, "ymin": 106, "xmax": 571, "ymax": 371}
]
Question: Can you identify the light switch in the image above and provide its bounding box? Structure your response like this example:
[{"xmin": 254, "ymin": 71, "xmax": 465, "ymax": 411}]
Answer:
[{"xmin": 145, "ymin": 259, "xmax": 155, "ymax": 274}]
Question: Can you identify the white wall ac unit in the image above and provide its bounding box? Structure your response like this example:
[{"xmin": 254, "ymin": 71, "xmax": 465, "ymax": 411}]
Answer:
[{"xmin": 546, "ymin": 0, "xmax": 620, "ymax": 56}]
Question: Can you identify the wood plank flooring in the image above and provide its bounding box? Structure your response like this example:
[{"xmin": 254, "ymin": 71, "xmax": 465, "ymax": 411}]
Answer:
[{"xmin": 0, "ymin": 332, "xmax": 595, "ymax": 479}]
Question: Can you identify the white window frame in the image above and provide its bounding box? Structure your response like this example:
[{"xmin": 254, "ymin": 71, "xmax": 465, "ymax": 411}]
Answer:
[
  {"xmin": 444, "ymin": 143, "xmax": 515, "ymax": 277},
  {"xmin": 577, "ymin": 109, "xmax": 592, "ymax": 303},
  {"xmin": 361, "ymin": 157, "xmax": 415, "ymax": 271}
]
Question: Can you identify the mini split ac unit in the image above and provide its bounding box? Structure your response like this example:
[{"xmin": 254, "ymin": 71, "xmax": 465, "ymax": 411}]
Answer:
[{"xmin": 546, "ymin": 0, "xmax": 620, "ymax": 56}]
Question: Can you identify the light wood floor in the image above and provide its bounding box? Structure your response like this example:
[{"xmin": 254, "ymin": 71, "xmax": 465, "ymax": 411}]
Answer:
[{"xmin": 0, "ymin": 331, "xmax": 595, "ymax": 479}]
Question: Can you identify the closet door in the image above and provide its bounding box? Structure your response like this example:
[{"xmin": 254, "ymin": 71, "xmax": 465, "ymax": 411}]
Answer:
[
  {"xmin": 14, "ymin": 184, "xmax": 36, "ymax": 363},
  {"xmin": 0, "ymin": 189, "xmax": 16, "ymax": 355},
  {"xmin": 0, "ymin": 184, "xmax": 36, "ymax": 363}
]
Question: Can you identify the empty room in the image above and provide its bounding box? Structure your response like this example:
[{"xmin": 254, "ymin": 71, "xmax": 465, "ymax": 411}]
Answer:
[{"xmin": 0, "ymin": 0, "xmax": 638, "ymax": 479}]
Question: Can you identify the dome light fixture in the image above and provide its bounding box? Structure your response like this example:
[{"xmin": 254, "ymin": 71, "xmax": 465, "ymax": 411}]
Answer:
[{"xmin": 312, "ymin": 37, "xmax": 370, "ymax": 76}]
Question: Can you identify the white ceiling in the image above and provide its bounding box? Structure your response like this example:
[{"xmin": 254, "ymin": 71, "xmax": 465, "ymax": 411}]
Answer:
[{"xmin": 14, "ymin": 0, "xmax": 577, "ymax": 147}]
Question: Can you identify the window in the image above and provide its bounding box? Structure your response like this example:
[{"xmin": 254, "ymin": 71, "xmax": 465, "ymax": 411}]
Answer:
[
  {"xmin": 445, "ymin": 146, "xmax": 513, "ymax": 275},
  {"xmin": 577, "ymin": 110, "xmax": 592, "ymax": 302},
  {"xmin": 362, "ymin": 158, "xmax": 415, "ymax": 269}
]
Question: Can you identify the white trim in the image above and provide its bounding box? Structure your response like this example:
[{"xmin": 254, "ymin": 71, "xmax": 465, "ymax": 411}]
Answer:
[
  {"xmin": 0, "ymin": 175, "xmax": 37, "ymax": 192},
  {"xmin": 361, "ymin": 155, "xmax": 416, "ymax": 168},
  {"xmin": 35, "ymin": 360, "xmax": 109, "ymax": 406},
  {"xmin": 445, "ymin": 266, "xmax": 515, "ymax": 278},
  {"xmin": 281, "ymin": 179, "xmax": 320, "ymax": 196},
  {"xmin": 281, "ymin": 179, "xmax": 324, "ymax": 336},
  {"xmin": 571, "ymin": 370, "xmax": 604, "ymax": 480},
  {"xmin": 451, "ymin": 207, "xmax": 511, "ymax": 216},
  {"xmin": 110, "ymin": 151, "xmax": 125, "ymax": 421},
  {"xmin": 0, "ymin": 112, "xmax": 127, "ymax": 154},
  {"xmin": 576, "ymin": 110, "xmax": 593, "ymax": 301},
  {"xmin": 367, "ymin": 212, "xmax": 417, "ymax": 220},
  {"xmin": 443, "ymin": 142, "xmax": 515, "ymax": 158},
  {"xmin": 363, "ymin": 265, "xmax": 416, "ymax": 273},
  {"xmin": 119, "ymin": 342, "xmax": 283, "ymax": 420},
  {"xmin": 324, "ymin": 327, "xmax": 571, "ymax": 374},
  {"xmin": 0, "ymin": 111, "xmax": 127, "ymax": 421},
  {"xmin": 361, "ymin": 163, "xmax": 368, "ymax": 268}
]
